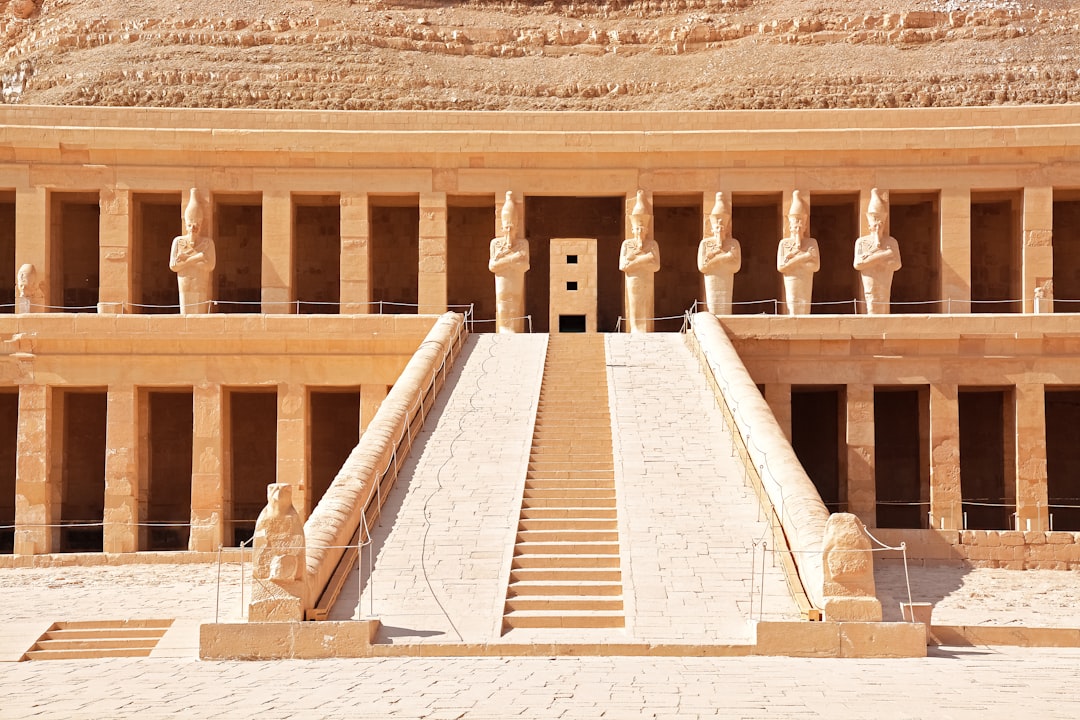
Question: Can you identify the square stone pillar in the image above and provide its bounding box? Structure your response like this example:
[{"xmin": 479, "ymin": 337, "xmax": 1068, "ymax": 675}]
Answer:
[
  {"xmin": 190, "ymin": 383, "xmax": 225, "ymax": 551},
  {"xmin": 929, "ymin": 383, "xmax": 962, "ymax": 530},
  {"xmin": 418, "ymin": 192, "xmax": 448, "ymax": 314},
  {"xmin": 623, "ymin": 189, "xmax": 656, "ymax": 332},
  {"xmin": 1015, "ymin": 383, "xmax": 1049, "ymax": 531},
  {"xmin": 262, "ymin": 189, "xmax": 294, "ymax": 314},
  {"xmin": 15, "ymin": 185, "xmax": 49, "ymax": 312},
  {"xmin": 14, "ymin": 385, "xmax": 54, "ymax": 554},
  {"xmin": 98, "ymin": 187, "xmax": 132, "ymax": 314},
  {"xmin": 361, "ymin": 384, "xmax": 388, "ymax": 432},
  {"xmin": 103, "ymin": 385, "xmax": 138, "ymax": 553},
  {"xmin": 1022, "ymin": 186, "xmax": 1054, "ymax": 314},
  {"xmin": 764, "ymin": 383, "xmax": 792, "ymax": 442},
  {"xmin": 939, "ymin": 187, "xmax": 971, "ymax": 313},
  {"xmin": 846, "ymin": 384, "xmax": 876, "ymax": 526},
  {"xmin": 276, "ymin": 384, "xmax": 308, "ymax": 518},
  {"xmin": 340, "ymin": 193, "xmax": 371, "ymax": 314}
]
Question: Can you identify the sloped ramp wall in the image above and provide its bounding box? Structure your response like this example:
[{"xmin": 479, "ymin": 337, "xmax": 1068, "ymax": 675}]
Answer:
[
  {"xmin": 302, "ymin": 312, "xmax": 466, "ymax": 615},
  {"xmin": 690, "ymin": 311, "xmax": 829, "ymax": 612}
]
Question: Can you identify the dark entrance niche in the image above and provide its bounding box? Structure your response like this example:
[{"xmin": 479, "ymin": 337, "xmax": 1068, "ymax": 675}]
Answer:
[
  {"xmin": 0, "ymin": 191, "xmax": 15, "ymax": 313},
  {"xmin": 51, "ymin": 191, "xmax": 100, "ymax": 312},
  {"xmin": 228, "ymin": 389, "xmax": 277, "ymax": 546},
  {"xmin": 58, "ymin": 390, "xmax": 107, "ymax": 552},
  {"xmin": 144, "ymin": 390, "xmax": 193, "ymax": 550},
  {"xmin": 1046, "ymin": 389, "xmax": 1080, "ymax": 531},
  {"xmin": 653, "ymin": 195, "xmax": 701, "ymax": 331},
  {"xmin": 959, "ymin": 388, "xmax": 1014, "ymax": 529},
  {"xmin": 558, "ymin": 315, "xmax": 587, "ymax": 333},
  {"xmin": 731, "ymin": 193, "xmax": 782, "ymax": 315},
  {"xmin": 874, "ymin": 388, "xmax": 930, "ymax": 529},
  {"xmin": 791, "ymin": 387, "xmax": 845, "ymax": 513},
  {"xmin": 446, "ymin": 195, "xmax": 495, "ymax": 323},
  {"xmin": 371, "ymin": 196, "xmax": 419, "ymax": 314},
  {"xmin": 133, "ymin": 193, "xmax": 182, "ymax": 314},
  {"xmin": 809, "ymin": 193, "xmax": 860, "ymax": 314},
  {"xmin": 215, "ymin": 194, "xmax": 263, "ymax": 313},
  {"xmin": 1052, "ymin": 192, "xmax": 1080, "ymax": 312},
  {"xmin": 889, "ymin": 192, "xmax": 940, "ymax": 314},
  {"xmin": 0, "ymin": 391, "xmax": 16, "ymax": 553},
  {"xmin": 970, "ymin": 191, "xmax": 1022, "ymax": 313},
  {"xmin": 309, "ymin": 389, "xmax": 361, "ymax": 513},
  {"xmin": 524, "ymin": 196, "xmax": 622, "ymax": 332},
  {"xmin": 294, "ymin": 195, "xmax": 341, "ymax": 314}
]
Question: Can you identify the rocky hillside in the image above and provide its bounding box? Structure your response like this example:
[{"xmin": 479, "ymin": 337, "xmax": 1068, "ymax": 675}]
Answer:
[{"xmin": 1, "ymin": 0, "xmax": 1078, "ymax": 110}]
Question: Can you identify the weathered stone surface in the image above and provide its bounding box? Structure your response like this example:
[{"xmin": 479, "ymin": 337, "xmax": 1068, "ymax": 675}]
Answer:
[{"xmin": 821, "ymin": 513, "xmax": 882, "ymax": 622}]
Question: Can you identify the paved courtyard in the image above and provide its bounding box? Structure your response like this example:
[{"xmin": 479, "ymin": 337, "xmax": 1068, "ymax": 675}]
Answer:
[{"xmin": 3, "ymin": 647, "xmax": 1080, "ymax": 719}]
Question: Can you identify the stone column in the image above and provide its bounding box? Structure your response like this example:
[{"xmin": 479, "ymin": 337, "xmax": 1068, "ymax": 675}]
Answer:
[
  {"xmin": 1015, "ymin": 383, "xmax": 1049, "ymax": 531},
  {"xmin": 340, "ymin": 192, "xmax": 371, "ymax": 314},
  {"xmin": 764, "ymin": 383, "xmax": 792, "ymax": 442},
  {"xmin": 276, "ymin": 384, "xmax": 309, "ymax": 518},
  {"xmin": 361, "ymin": 384, "xmax": 388, "ymax": 432},
  {"xmin": 418, "ymin": 192, "xmax": 448, "ymax": 314},
  {"xmin": 846, "ymin": 384, "xmax": 876, "ymax": 526},
  {"xmin": 929, "ymin": 383, "xmax": 962, "ymax": 530},
  {"xmin": 103, "ymin": 385, "xmax": 138, "ymax": 553},
  {"xmin": 98, "ymin": 187, "xmax": 132, "ymax": 314},
  {"xmin": 14, "ymin": 385, "xmax": 53, "ymax": 554},
  {"xmin": 939, "ymin": 187, "xmax": 971, "ymax": 314},
  {"xmin": 15, "ymin": 185, "xmax": 49, "ymax": 311},
  {"xmin": 1022, "ymin": 186, "xmax": 1054, "ymax": 314},
  {"xmin": 189, "ymin": 383, "xmax": 225, "ymax": 551},
  {"xmin": 262, "ymin": 189, "xmax": 294, "ymax": 314}
]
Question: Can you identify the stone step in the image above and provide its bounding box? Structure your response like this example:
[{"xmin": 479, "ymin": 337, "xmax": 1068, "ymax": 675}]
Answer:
[
  {"xmin": 49, "ymin": 619, "xmax": 172, "ymax": 630},
  {"xmin": 518, "ymin": 517, "xmax": 618, "ymax": 530},
  {"xmin": 508, "ymin": 581, "xmax": 623, "ymax": 597},
  {"xmin": 504, "ymin": 597, "xmax": 624, "ymax": 612},
  {"xmin": 511, "ymin": 554, "xmax": 621, "ymax": 569},
  {"xmin": 516, "ymin": 530, "xmax": 618, "ymax": 543},
  {"xmin": 521, "ymin": 497, "xmax": 617, "ymax": 509},
  {"xmin": 523, "ymin": 478, "xmax": 615, "ymax": 489},
  {"xmin": 527, "ymin": 462, "xmax": 614, "ymax": 472},
  {"xmin": 514, "ymin": 542, "xmax": 620, "ymax": 555},
  {"xmin": 526, "ymin": 470, "xmax": 615, "ymax": 481},
  {"xmin": 502, "ymin": 612, "xmax": 625, "ymax": 630},
  {"xmin": 25, "ymin": 647, "xmax": 155, "ymax": 661},
  {"xmin": 509, "ymin": 568, "xmax": 622, "ymax": 583},
  {"xmin": 520, "ymin": 507, "xmax": 617, "ymax": 520},
  {"xmin": 33, "ymin": 637, "xmax": 161, "ymax": 651},
  {"xmin": 38, "ymin": 627, "xmax": 169, "ymax": 640},
  {"xmin": 522, "ymin": 488, "xmax": 615, "ymax": 499}
]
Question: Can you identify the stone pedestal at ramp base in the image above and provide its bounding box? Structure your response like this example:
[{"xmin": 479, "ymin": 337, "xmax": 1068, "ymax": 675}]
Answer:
[
  {"xmin": 824, "ymin": 596, "xmax": 884, "ymax": 623},
  {"xmin": 754, "ymin": 621, "xmax": 926, "ymax": 658},
  {"xmin": 200, "ymin": 620, "xmax": 380, "ymax": 660}
]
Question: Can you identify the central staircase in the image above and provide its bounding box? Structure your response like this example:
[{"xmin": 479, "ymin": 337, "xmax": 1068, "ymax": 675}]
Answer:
[{"xmin": 502, "ymin": 334, "xmax": 624, "ymax": 631}]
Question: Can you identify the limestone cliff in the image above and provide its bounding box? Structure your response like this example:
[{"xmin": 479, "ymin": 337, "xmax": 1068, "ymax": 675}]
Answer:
[{"xmin": 1, "ymin": 0, "xmax": 1077, "ymax": 109}]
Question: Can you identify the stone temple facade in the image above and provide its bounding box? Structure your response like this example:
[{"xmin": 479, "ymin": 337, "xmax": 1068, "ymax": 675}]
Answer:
[{"xmin": 2, "ymin": 103, "xmax": 1080, "ymax": 582}]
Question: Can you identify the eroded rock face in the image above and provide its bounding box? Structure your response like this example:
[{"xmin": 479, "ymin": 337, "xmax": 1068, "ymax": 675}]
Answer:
[
  {"xmin": 11, "ymin": 0, "xmax": 36, "ymax": 21},
  {"xmin": 0, "ymin": 2, "xmax": 1076, "ymax": 110},
  {"xmin": 821, "ymin": 513, "xmax": 883, "ymax": 622}
]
